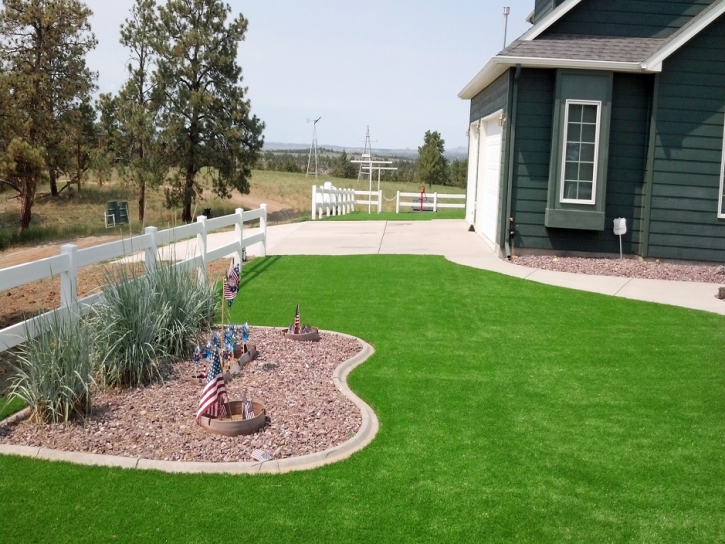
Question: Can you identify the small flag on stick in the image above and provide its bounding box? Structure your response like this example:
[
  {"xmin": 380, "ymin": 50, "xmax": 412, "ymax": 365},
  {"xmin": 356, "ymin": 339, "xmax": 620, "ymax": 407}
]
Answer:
[
  {"xmin": 223, "ymin": 260, "xmax": 239, "ymax": 307},
  {"xmin": 196, "ymin": 349, "xmax": 227, "ymax": 420}
]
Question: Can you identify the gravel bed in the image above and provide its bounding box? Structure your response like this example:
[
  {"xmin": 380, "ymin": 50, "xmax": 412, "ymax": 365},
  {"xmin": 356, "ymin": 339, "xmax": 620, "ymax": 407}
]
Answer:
[
  {"xmin": 0, "ymin": 328, "xmax": 363, "ymax": 463},
  {"xmin": 513, "ymin": 255, "xmax": 725, "ymax": 284}
]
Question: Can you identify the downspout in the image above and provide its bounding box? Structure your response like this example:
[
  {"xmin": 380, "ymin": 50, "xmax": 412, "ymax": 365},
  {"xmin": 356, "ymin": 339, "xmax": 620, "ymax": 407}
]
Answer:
[
  {"xmin": 504, "ymin": 64, "xmax": 521, "ymax": 258},
  {"xmin": 641, "ymin": 73, "xmax": 660, "ymax": 259}
]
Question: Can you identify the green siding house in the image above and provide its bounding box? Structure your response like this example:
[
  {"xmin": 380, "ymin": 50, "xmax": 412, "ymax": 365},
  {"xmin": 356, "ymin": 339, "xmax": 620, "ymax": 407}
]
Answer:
[{"xmin": 460, "ymin": 0, "xmax": 725, "ymax": 262}]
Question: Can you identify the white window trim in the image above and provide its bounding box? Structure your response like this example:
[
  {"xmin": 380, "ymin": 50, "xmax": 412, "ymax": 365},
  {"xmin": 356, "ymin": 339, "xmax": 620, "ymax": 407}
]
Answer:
[
  {"xmin": 719, "ymin": 118, "xmax": 725, "ymax": 219},
  {"xmin": 559, "ymin": 99, "xmax": 602, "ymax": 205}
]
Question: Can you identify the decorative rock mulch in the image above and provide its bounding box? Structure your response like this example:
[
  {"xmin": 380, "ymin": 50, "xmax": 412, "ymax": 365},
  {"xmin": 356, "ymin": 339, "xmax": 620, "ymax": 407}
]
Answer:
[
  {"xmin": 513, "ymin": 256, "xmax": 725, "ymax": 284},
  {"xmin": 0, "ymin": 328, "xmax": 363, "ymax": 463}
]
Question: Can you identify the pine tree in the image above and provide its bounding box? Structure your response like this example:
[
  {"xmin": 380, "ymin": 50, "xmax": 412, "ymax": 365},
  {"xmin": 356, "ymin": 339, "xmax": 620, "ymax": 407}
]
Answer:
[
  {"xmin": 0, "ymin": 0, "xmax": 97, "ymax": 229},
  {"xmin": 116, "ymin": 0, "xmax": 164, "ymax": 222},
  {"xmin": 416, "ymin": 130, "xmax": 448, "ymax": 189},
  {"xmin": 154, "ymin": 0, "xmax": 264, "ymax": 222}
]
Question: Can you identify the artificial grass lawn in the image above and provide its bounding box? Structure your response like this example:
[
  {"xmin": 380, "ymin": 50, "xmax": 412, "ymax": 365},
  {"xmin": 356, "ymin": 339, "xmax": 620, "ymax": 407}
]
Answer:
[
  {"xmin": 323, "ymin": 209, "xmax": 465, "ymax": 221},
  {"xmin": 2, "ymin": 255, "xmax": 724, "ymax": 542},
  {"xmin": 0, "ymin": 396, "xmax": 25, "ymax": 420}
]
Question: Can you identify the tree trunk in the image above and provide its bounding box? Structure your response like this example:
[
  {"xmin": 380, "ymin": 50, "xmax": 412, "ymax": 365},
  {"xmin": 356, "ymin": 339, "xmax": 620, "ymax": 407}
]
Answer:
[
  {"xmin": 138, "ymin": 182, "xmax": 145, "ymax": 222},
  {"xmin": 19, "ymin": 181, "xmax": 36, "ymax": 231},
  {"xmin": 76, "ymin": 143, "xmax": 82, "ymax": 192},
  {"xmin": 182, "ymin": 163, "xmax": 195, "ymax": 222},
  {"xmin": 49, "ymin": 167, "xmax": 59, "ymax": 196}
]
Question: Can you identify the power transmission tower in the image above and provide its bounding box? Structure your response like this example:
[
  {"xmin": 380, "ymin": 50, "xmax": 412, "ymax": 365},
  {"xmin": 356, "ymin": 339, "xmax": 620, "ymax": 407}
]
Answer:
[
  {"xmin": 357, "ymin": 125, "xmax": 373, "ymax": 181},
  {"xmin": 306, "ymin": 117, "xmax": 321, "ymax": 178}
]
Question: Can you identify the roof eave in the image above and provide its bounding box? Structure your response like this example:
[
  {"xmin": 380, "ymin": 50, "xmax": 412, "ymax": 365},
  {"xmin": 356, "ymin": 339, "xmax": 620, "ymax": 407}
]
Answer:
[{"xmin": 458, "ymin": 57, "xmax": 654, "ymax": 100}]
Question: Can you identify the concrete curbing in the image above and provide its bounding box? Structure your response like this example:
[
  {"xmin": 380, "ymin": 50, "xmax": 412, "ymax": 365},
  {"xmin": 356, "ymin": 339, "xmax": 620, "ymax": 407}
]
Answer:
[{"xmin": 0, "ymin": 330, "xmax": 379, "ymax": 475}]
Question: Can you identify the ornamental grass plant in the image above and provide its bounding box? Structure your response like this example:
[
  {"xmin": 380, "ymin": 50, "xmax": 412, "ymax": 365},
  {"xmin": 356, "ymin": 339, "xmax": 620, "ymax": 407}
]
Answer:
[
  {"xmin": 6, "ymin": 311, "xmax": 94, "ymax": 423},
  {"xmin": 91, "ymin": 259, "xmax": 216, "ymax": 388}
]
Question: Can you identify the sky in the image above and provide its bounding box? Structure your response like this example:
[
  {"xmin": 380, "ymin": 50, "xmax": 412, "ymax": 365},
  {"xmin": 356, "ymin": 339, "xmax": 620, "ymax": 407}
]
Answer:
[{"xmin": 84, "ymin": 0, "xmax": 535, "ymax": 151}]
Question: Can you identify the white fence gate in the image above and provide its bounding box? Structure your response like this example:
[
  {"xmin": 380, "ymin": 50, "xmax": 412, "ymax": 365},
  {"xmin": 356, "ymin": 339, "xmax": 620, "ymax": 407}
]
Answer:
[
  {"xmin": 0, "ymin": 205, "xmax": 268, "ymax": 352},
  {"xmin": 311, "ymin": 184, "xmax": 382, "ymax": 219},
  {"xmin": 395, "ymin": 192, "xmax": 466, "ymax": 213}
]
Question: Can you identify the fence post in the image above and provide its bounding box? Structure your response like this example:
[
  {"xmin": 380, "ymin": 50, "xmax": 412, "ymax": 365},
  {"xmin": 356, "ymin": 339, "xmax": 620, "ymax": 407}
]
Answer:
[
  {"xmin": 396, "ymin": 191, "xmax": 400, "ymax": 214},
  {"xmin": 311, "ymin": 185, "xmax": 317, "ymax": 220},
  {"xmin": 378, "ymin": 190, "xmax": 383, "ymax": 213},
  {"xmin": 260, "ymin": 203, "xmax": 267, "ymax": 257},
  {"xmin": 59, "ymin": 244, "xmax": 78, "ymax": 308},
  {"xmin": 235, "ymin": 207, "xmax": 244, "ymax": 267},
  {"xmin": 144, "ymin": 226, "xmax": 158, "ymax": 273},
  {"xmin": 196, "ymin": 215, "xmax": 207, "ymax": 285},
  {"xmin": 433, "ymin": 193, "xmax": 438, "ymax": 213}
]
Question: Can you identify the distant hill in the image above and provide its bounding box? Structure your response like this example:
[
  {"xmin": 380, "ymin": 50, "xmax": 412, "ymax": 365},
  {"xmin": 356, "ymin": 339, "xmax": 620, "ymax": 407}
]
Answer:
[{"xmin": 264, "ymin": 142, "xmax": 467, "ymax": 160}]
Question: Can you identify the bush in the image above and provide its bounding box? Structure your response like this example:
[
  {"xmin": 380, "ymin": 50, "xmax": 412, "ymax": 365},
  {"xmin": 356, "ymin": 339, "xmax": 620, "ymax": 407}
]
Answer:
[
  {"xmin": 92, "ymin": 260, "xmax": 215, "ymax": 388},
  {"xmin": 7, "ymin": 311, "xmax": 94, "ymax": 423}
]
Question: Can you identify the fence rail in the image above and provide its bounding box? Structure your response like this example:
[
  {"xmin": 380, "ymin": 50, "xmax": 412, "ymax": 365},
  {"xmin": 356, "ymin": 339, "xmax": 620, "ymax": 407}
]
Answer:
[
  {"xmin": 395, "ymin": 192, "xmax": 466, "ymax": 213},
  {"xmin": 0, "ymin": 205, "xmax": 268, "ymax": 352}
]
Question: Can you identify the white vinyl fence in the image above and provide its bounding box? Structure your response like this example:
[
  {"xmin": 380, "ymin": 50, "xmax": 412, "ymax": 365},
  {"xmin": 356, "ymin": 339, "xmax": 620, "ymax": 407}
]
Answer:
[
  {"xmin": 311, "ymin": 183, "xmax": 382, "ymax": 219},
  {"xmin": 395, "ymin": 192, "xmax": 466, "ymax": 213},
  {"xmin": 0, "ymin": 205, "xmax": 268, "ymax": 352}
]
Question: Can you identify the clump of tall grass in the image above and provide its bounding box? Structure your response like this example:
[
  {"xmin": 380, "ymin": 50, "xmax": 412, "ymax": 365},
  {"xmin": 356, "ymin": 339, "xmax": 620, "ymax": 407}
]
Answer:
[
  {"xmin": 91, "ymin": 259, "xmax": 215, "ymax": 388},
  {"xmin": 7, "ymin": 311, "xmax": 94, "ymax": 423},
  {"xmin": 148, "ymin": 260, "xmax": 216, "ymax": 357}
]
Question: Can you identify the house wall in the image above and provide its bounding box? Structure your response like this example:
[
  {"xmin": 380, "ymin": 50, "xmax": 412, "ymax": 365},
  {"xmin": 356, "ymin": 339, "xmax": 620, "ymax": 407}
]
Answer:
[
  {"xmin": 647, "ymin": 13, "xmax": 725, "ymax": 262},
  {"xmin": 470, "ymin": 72, "xmax": 509, "ymax": 124},
  {"xmin": 509, "ymin": 69, "xmax": 651, "ymax": 254},
  {"xmin": 533, "ymin": 0, "xmax": 566, "ymax": 24},
  {"xmin": 546, "ymin": 0, "xmax": 712, "ymax": 38}
]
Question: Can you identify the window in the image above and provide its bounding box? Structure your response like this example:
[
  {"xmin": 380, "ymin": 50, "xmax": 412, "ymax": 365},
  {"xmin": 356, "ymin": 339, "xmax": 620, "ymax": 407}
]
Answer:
[
  {"xmin": 560, "ymin": 101, "xmax": 600, "ymax": 204},
  {"xmin": 545, "ymin": 70, "xmax": 612, "ymax": 231},
  {"xmin": 720, "ymin": 119, "xmax": 725, "ymax": 218}
]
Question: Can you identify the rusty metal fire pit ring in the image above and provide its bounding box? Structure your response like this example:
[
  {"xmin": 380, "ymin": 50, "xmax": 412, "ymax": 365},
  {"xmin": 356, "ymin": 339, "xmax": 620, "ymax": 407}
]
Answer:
[
  {"xmin": 283, "ymin": 327, "xmax": 321, "ymax": 342},
  {"xmin": 197, "ymin": 401, "xmax": 266, "ymax": 436}
]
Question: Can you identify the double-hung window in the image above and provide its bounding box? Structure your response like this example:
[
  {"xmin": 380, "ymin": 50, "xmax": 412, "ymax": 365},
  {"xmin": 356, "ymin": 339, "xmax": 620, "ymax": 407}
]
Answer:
[
  {"xmin": 719, "ymin": 119, "xmax": 725, "ymax": 218},
  {"xmin": 561, "ymin": 100, "xmax": 600, "ymax": 204}
]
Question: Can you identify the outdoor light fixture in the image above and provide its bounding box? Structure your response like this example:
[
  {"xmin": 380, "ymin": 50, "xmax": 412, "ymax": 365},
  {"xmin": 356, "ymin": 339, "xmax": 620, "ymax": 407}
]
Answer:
[{"xmin": 499, "ymin": 113, "xmax": 506, "ymax": 128}]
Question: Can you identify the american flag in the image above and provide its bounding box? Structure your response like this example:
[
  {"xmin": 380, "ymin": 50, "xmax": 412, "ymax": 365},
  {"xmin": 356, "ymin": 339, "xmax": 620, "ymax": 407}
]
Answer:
[
  {"xmin": 242, "ymin": 391, "xmax": 254, "ymax": 419},
  {"xmin": 294, "ymin": 303, "xmax": 300, "ymax": 334},
  {"xmin": 223, "ymin": 260, "xmax": 239, "ymax": 307},
  {"xmin": 196, "ymin": 349, "xmax": 227, "ymax": 420}
]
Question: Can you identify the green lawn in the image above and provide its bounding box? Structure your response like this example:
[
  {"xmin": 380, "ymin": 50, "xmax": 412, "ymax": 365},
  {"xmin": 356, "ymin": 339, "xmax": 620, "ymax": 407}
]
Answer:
[
  {"xmin": 2, "ymin": 255, "xmax": 724, "ymax": 543},
  {"xmin": 0, "ymin": 396, "xmax": 25, "ymax": 420}
]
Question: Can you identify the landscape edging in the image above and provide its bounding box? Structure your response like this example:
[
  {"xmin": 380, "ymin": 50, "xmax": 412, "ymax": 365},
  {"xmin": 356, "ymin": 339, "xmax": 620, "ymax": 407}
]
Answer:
[{"xmin": 0, "ymin": 329, "xmax": 378, "ymax": 474}]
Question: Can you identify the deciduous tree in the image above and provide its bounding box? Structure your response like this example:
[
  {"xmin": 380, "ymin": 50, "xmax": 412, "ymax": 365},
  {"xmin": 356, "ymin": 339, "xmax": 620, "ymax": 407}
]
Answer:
[{"xmin": 154, "ymin": 0, "xmax": 264, "ymax": 222}]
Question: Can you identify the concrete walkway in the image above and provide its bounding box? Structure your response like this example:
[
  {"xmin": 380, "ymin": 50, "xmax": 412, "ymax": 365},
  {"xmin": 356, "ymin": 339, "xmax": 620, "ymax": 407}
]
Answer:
[{"xmin": 196, "ymin": 219, "xmax": 724, "ymax": 315}]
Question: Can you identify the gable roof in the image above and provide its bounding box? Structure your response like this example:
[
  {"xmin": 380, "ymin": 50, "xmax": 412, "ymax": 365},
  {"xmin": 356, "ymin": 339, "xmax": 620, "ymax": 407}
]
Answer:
[{"xmin": 459, "ymin": 0, "xmax": 725, "ymax": 100}]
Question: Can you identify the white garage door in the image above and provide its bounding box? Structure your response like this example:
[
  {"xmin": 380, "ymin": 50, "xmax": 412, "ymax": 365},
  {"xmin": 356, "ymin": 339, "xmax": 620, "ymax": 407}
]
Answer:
[
  {"xmin": 474, "ymin": 115, "xmax": 503, "ymax": 250},
  {"xmin": 465, "ymin": 122, "xmax": 480, "ymax": 226}
]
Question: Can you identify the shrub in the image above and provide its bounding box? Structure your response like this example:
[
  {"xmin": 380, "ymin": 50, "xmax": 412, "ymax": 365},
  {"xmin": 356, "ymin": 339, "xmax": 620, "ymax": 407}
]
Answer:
[
  {"xmin": 7, "ymin": 311, "xmax": 94, "ymax": 423},
  {"xmin": 148, "ymin": 261, "xmax": 216, "ymax": 358},
  {"xmin": 91, "ymin": 260, "xmax": 215, "ymax": 388}
]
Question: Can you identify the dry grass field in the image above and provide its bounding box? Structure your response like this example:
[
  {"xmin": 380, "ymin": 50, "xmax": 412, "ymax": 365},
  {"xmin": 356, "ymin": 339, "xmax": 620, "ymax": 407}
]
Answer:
[{"xmin": 0, "ymin": 169, "xmax": 464, "ymax": 250}]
